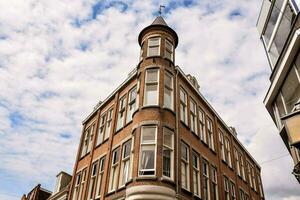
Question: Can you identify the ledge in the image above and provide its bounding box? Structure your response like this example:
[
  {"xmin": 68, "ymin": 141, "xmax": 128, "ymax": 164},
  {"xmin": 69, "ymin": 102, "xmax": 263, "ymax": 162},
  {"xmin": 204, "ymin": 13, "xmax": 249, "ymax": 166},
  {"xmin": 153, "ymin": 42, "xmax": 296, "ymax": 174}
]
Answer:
[{"xmin": 136, "ymin": 176, "xmax": 157, "ymax": 181}]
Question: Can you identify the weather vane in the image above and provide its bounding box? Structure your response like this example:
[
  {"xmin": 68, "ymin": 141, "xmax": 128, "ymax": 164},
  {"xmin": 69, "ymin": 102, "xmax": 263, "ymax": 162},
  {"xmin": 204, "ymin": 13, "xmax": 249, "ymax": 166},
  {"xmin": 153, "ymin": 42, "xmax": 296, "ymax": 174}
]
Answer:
[{"xmin": 159, "ymin": 5, "xmax": 165, "ymax": 16}]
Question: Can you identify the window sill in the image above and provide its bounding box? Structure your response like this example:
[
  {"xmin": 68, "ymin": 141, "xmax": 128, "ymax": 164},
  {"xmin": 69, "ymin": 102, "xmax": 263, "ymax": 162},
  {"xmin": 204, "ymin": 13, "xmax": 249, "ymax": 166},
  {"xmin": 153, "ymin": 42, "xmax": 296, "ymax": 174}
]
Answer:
[
  {"xmin": 180, "ymin": 120, "xmax": 189, "ymax": 130},
  {"xmin": 95, "ymin": 138, "xmax": 109, "ymax": 149},
  {"xmin": 163, "ymin": 57, "xmax": 174, "ymax": 64},
  {"xmin": 162, "ymin": 107, "xmax": 175, "ymax": 115},
  {"xmin": 145, "ymin": 55, "xmax": 161, "ymax": 60},
  {"xmin": 136, "ymin": 176, "xmax": 157, "ymax": 181},
  {"xmin": 181, "ymin": 188, "xmax": 192, "ymax": 196},
  {"xmin": 193, "ymin": 195, "xmax": 201, "ymax": 200},
  {"xmin": 210, "ymin": 148, "xmax": 216, "ymax": 155},
  {"xmin": 201, "ymin": 140, "xmax": 209, "ymax": 147},
  {"xmin": 116, "ymin": 185, "xmax": 126, "ymax": 192},
  {"xmin": 124, "ymin": 120, "xmax": 133, "ymax": 128},
  {"xmin": 132, "ymin": 108, "xmax": 139, "ymax": 118},
  {"xmin": 160, "ymin": 177, "xmax": 175, "ymax": 185},
  {"xmin": 191, "ymin": 131, "xmax": 200, "ymax": 139},
  {"xmin": 106, "ymin": 190, "xmax": 115, "ymax": 197},
  {"xmin": 141, "ymin": 105, "xmax": 160, "ymax": 109},
  {"xmin": 78, "ymin": 153, "xmax": 90, "ymax": 161}
]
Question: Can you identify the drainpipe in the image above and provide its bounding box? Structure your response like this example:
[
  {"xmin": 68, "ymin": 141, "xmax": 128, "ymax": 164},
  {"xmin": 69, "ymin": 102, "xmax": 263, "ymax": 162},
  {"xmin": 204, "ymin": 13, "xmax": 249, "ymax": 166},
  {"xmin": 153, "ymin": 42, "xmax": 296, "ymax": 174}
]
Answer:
[{"xmin": 175, "ymin": 67, "xmax": 179, "ymax": 197}]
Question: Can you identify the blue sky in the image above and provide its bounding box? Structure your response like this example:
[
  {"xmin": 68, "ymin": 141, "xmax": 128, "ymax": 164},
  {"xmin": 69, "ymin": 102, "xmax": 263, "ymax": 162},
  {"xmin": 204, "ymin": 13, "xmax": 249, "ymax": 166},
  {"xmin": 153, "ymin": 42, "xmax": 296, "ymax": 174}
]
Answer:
[{"xmin": 0, "ymin": 0, "xmax": 299, "ymax": 199}]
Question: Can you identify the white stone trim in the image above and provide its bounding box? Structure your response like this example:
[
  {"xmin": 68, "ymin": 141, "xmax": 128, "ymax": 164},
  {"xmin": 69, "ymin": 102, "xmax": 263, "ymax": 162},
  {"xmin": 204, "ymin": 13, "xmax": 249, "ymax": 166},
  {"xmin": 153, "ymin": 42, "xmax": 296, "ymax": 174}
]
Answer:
[{"xmin": 126, "ymin": 185, "xmax": 176, "ymax": 200}]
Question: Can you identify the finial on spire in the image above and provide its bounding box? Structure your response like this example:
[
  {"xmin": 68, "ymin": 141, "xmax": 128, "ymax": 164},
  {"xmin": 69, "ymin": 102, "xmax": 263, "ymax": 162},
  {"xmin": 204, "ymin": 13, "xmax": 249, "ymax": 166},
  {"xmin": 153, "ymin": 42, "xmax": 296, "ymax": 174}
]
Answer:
[{"xmin": 159, "ymin": 5, "xmax": 165, "ymax": 16}]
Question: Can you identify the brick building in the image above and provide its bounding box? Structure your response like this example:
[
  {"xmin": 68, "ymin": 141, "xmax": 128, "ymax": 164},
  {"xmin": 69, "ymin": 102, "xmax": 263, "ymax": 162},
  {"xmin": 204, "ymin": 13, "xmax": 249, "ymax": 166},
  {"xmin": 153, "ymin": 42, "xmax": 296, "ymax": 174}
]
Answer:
[
  {"xmin": 21, "ymin": 184, "xmax": 51, "ymax": 200},
  {"xmin": 68, "ymin": 16, "xmax": 264, "ymax": 200},
  {"xmin": 257, "ymin": 0, "xmax": 300, "ymax": 182}
]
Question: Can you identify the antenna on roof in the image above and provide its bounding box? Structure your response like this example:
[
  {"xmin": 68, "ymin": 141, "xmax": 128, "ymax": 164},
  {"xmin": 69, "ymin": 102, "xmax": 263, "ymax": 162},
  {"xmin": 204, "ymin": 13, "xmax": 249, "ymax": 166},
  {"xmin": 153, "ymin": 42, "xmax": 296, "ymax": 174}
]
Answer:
[{"xmin": 159, "ymin": 5, "xmax": 165, "ymax": 16}]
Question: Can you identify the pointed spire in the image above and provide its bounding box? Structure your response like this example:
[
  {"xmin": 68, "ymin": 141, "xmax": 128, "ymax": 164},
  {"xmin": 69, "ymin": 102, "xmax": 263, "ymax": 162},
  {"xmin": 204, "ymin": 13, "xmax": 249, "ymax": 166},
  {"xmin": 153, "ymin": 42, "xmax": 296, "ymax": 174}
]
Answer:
[{"xmin": 151, "ymin": 16, "xmax": 168, "ymax": 26}]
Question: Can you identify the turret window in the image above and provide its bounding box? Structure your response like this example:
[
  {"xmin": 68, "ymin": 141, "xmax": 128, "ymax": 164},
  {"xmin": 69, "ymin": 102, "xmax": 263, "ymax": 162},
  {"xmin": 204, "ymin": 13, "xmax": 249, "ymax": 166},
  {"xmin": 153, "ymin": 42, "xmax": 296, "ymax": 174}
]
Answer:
[
  {"xmin": 165, "ymin": 39, "xmax": 174, "ymax": 61},
  {"xmin": 147, "ymin": 37, "xmax": 160, "ymax": 56},
  {"xmin": 144, "ymin": 69, "xmax": 159, "ymax": 106}
]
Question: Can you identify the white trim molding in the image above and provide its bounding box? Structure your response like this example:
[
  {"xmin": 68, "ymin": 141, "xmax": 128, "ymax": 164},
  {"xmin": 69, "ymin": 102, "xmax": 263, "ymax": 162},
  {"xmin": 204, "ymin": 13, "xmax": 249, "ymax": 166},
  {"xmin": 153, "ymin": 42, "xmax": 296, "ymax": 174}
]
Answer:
[{"xmin": 126, "ymin": 185, "xmax": 176, "ymax": 200}]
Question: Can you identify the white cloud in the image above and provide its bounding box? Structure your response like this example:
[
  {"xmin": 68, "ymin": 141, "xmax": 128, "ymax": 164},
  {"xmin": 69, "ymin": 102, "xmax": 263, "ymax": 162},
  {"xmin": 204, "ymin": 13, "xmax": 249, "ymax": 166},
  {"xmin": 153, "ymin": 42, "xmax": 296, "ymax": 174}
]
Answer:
[{"xmin": 0, "ymin": 0, "xmax": 299, "ymax": 199}]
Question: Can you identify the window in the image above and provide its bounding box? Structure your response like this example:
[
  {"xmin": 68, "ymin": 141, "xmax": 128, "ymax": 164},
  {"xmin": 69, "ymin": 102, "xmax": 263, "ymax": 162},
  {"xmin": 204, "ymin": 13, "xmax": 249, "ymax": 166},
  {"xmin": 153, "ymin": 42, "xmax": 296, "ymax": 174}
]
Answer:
[
  {"xmin": 163, "ymin": 128, "xmax": 174, "ymax": 179},
  {"xmin": 281, "ymin": 67, "xmax": 300, "ymax": 113},
  {"xmin": 139, "ymin": 126, "xmax": 157, "ymax": 176},
  {"xmin": 88, "ymin": 161, "xmax": 98, "ymax": 199},
  {"xmin": 211, "ymin": 166, "xmax": 218, "ymax": 200},
  {"xmin": 140, "ymin": 43, "xmax": 144, "ymax": 61},
  {"xmin": 192, "ymin": 151, "xmax": 201, "ymax": 197},
  {"xmin": 219, "ymin": 131, "xmax": 225, "ymax": 161},
  {"xmin": 181, "ymin": 142, "xmax": 190, "ymax": 190},
  {"xmin": 207, "ymin": 118, "xmax": 215, "ymax": 151},
  {"xmin": 72, "ymin": 172, "xmax": 81, "ymax": 200},
  {"xmin": 77, "ymin": 169, "xmax": 87, "ymax": 200},
  {"xmin": 225, "ymin": 138, "xmax": 232, "ymax": 167},
  {"xmin": 144, "ymin": 69, "xmax": 159, "ymax": 106},
  {"xmin": 239, "ymin": 189, "xmax": 249, "ymax": 200},
  {"xmin": 240, "ymin": 154, "xmax": 246, "ymax": 181},
  {"xmin": 251, "ymin": 167, "xmax": 257, "ymax": 191},
  {"xmin": 120, "ymin": 139, "xmax": 132, "ymax": 186},
  {"xmin": 164, "ymin": 72, "xmax": 174, "ymax": 110},
  {"xmin": 81, "ymin": 125, "xmax": 94, "ymax": 157},
  {"xmin": 199, "ymin": 108, "xmax": 207, "ymax": 143},
  {"xmin": 109, "ymin": 148, "xmax": 120, "ymax": 192},
  {"xmin": 202, "ymin": 159, "xmax": 210, "ymax": 200},
  {"xmin": 97, "ymin": 113, "xmax": 106, "ymax": 145},
  {"xmin": 126, "ymin": 87, "xmax": 137, "ymax": 123},
  {"xmin": 165, "ymin": 39, "xmax": 174, "ymax": 61},
  {"xmin": 95, "ymin": 156, "xmax": 105, "ymax": 198},
  {"xmin": 224, "ymin": 176, "xmax": 230, "ymax": 200},
  {"xmin": 104, "ymin": 108, "xmax": 113, "ymax": 140},
  {"xmin": 190, "ymin": 99, "xmax": 198, "ymax": 134},
  {"xmin": 147, "ymin": 37, "xmax": 160, "ymax": 56},
  {"xmin": 234, "ymin": 149, "xmax": 241, "ymax": 176},
  {"xmin": 247, "ymin": 161, "xmax": 253, "ymax": 188},
  {"xmin": 258, "ymin": 174, "xmax": 264, "ymax": 198},
  {"xmin": 230, "ymin": 181, "xmax": 236, "ymax": 200},
  {"xmin": 180, "ymin": 88, "xmax": 188, "ymax": 124},
  {"xmin": 116, "ymin": 97, "xmax": 126, "ymax": 131}
]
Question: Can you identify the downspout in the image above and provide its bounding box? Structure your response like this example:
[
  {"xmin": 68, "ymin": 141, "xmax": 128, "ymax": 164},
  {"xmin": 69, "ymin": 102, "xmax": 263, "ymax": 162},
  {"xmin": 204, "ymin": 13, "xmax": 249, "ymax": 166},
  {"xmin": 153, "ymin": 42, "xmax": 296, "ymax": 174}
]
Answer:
[{"xmin": 175, "ymin": 67, "xmax": 179, "ymax": 197}]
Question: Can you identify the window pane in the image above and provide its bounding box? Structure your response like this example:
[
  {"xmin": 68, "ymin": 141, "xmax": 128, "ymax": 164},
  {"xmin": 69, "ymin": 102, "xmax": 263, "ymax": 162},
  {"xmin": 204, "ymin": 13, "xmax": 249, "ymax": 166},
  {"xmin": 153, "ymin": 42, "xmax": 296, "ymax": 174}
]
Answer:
[
  {"xmin": 146, "ymin": 70, "xmax": 158, "ymax": 82},
  {"xmin": 149, "ymin": 37, "xmax": 159, "ymax": 46},
  {"xmin": 112, "ymin": 149, "xmax": 119, "ymax": 165},
  {"xmin": 141, "ymin": 146, "xmax": 155, "ymax": 169},
  {"xmin": 281, "ymin": 67, "xmax": 300, "ymax": 113},
  {"xmin": 145, "ymin": 84, "xmax": 158, "ymax": 105},
  {"xmin": 263, "ymin": 0, "xmax": 284, "ymax": 45},
  {"xmin": 165, "ymin": 73, "xmax": 172, "ymax": 88},
  {"xmin": 164, "ymin": 88, "xmax": 172, "ymax": 108},
  {"xmin": 166, "ymin": 40, "xmax": 172, "ymax": 50},
  {"xmin": 163, "ymin": 149, "xmax": 171, "ymax": 177},
  {"xmin": 142, "ymin": 126, "xmax": 156, "ymax": 143},
  {"xmin": 180, "ymin": 89, "xmax": 186, "ymax": 102},
  {"xmin": 276, "ymin": 93, "xmax": 286, "ymax": 117},
  {"xmin": 163, "ymin": 128, "xmax": 173, "ymax": 148},
  {"xmin": 181, "ymin": 144, "xmax": 188, "ymax": 161},
  {"xmin": 123, "ymin": 140, "xmax": 132, "ymax": 158},
  {"xmin": 148, "ymin": 46, "xmax": 159, "ymax": 56}
]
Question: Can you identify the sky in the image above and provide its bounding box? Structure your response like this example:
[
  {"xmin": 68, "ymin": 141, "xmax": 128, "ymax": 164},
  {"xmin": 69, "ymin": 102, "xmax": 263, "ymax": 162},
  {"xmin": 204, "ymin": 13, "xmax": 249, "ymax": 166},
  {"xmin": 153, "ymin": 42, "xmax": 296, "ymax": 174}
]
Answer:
[{"xmin": 0, "ymin": 0, "xmax": 299, "ymax": 199}]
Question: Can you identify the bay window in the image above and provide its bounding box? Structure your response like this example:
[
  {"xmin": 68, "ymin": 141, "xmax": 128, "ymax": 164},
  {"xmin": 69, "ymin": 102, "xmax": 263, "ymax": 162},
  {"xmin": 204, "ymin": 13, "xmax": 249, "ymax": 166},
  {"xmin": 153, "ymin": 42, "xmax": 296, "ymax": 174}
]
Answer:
[
  {"xmin": 116, "ymin": 96, "xmax": 126, "ymax": 131},
  {"xmin": 139, "ymin": 126, "xmax": 157, "ymax": 176},
  {"xmin": 202, "ymin": 159, "xmax": 210, "ymax": 200},
  {"xmin": 180, "ymin": 88, "xmax": 188, "ymax": 124},
  {"xmin": 109, "ymin": 148, "xmax": 120, "ymax": 192},
  {"xmin": 190, "ymin": 99, "xmax": 198, "ymax": 134},
  {"xmin": 163, "ymin": 128, "xmax": 174, "ymax": 179},
  {"xmin": 126, "ymin": 87, "xmax": 137, "ymax": 123},
  {"xmin": 211, "ymin": 166, "xmax": 218, "ymax": 200},
  {"xmin": 104, "ymin": 108, "xmax": 113, "ymax": 140},
  {"xmin": 97, "ymin": 114, "xmax": 106, "ymax": 145},
  {"xmin": 164, "ymin": 72, "xmax": 174, "ymax": 110},
  {"xmin": 120, "ymin": 139, "xmax": 132, "ymax": 186},
  {"xmin": 147, "ymin": 37, "xmax": 160, "ymax": 56},
  {"xmin": 165, "ymin": 39, "xmax": 174, "ymax": 61},
  {"xmin": 192, "ymin": 151, "xmax": 201, "ymax": 197},
  {"xmin": 95, "ymin": 156, "xmax": 105, "ymax": 198},
  {"xmin": 199, "ymin": 108, "xmax": 207, "ymax": 143},
  {"xmin": 88, "ymin": 161, "xmax": 98, "ymax": 199},
  {"xmin": 144, "ymin": 69, "xmax": 159, "ymax": 106},
  {"xmin": 181, "ymin": 142, "xmax": 190, "ymax": 190},
  {"xmin": 207, "ymin": 118, "xmax": 215, "ymax": 151}
]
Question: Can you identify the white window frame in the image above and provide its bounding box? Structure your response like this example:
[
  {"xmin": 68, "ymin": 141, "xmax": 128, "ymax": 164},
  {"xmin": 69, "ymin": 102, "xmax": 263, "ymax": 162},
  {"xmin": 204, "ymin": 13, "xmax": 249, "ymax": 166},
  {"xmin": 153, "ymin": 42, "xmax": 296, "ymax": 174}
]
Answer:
[
  {"xmin": 144, "ymin": 68, "xmax": 159, "ymax": 106},
  {"xmin": 224, "ymin": 176, "xmax": 230, "ymax": 200},
  {"xmin": 181, "ymin": 142, "xmax": 190, "ymax": 191},
  {"xmin": 163, "ymin": 127, "xmax": 174, "ymax": 180},
  {"xmin": 164, "ymin": 71, "xmax": 174, "ymax": 110},
  {"xmin": 234, "ymin": 149, "xmax": 241, "ymax": 177},
  {"xmin": 180, "ymin": 88, "xmax": 188, "ymax": 124},
  {"xmin": 109, "ymin": 147, "xmax": 120, "ymax": 192},
  {"xmin": 192, "ymin": 151, "xmax": 201, "ymax": 197},
  {"xmin": 199, "ymin": 108, "xmax": 207, "ymax": 143},
  {"xmin": 202, "ymin": 159, "xmax": 210, "ymax": 200},
  {"xmin": 116, "ymin": 96, "xmax": 126, "ymax": 131},
  {"xmin": 139, "ymin": 125, "xmax": 157, "ymax": 176},
  {"xmin": 165, "ymin": 39, "xmax": 174, "ymax": 61},
  {"xmin": 95, "ymin": 156, "xmax": 105, "ymax": 198},
  {"xmin": 147, "ymin": 37, "xmax": 161, "ymax": 57},
  {"xmin": 219, "ymin": 130, "xmax": 225, "ymax": 161},
  {"xmin": 211, "ymin": 166, "xmax": 218, "ymax": 200},
  {"xmin": 230, "ymin": 181, "xmax": 236, "ymax": 200},
  {"xmin": 97, "ymin": 113, "xmax": 106, "ymax": 145},
  {"xmin": 87, "ymin": 161, "xmax": 98, "ymax": 200},
  {"xmin": 190, "ymin": 99, "xmax": 198, "ymax": 135},
  {"xmin": 240, "ymin": 154, "xmax": 246, "ymax": 181},
  {"xmin": 207, "ymin": 118, "xmax": 215, "ymax": 151},
  {"xmin": 126, "ymin": 86, "xmax": 138, "ymax": 124},
  {"xmin": 120, "ymin": 139, "xmax": 133, "ymax": 187},
  {"xmin": 225, "ymin": 138, "xmax": 232, "ymax": 168},
  {"xmin": 104, "ymin": 108, "xmax": 113, "ymax": 140}
]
